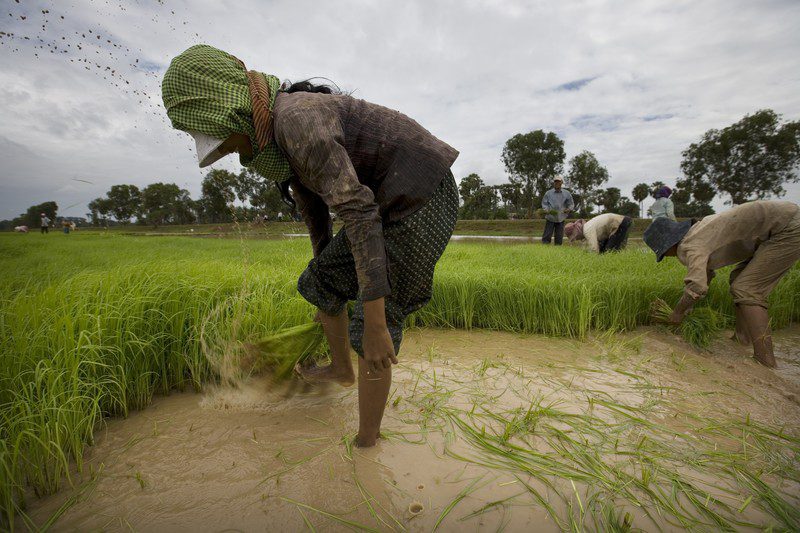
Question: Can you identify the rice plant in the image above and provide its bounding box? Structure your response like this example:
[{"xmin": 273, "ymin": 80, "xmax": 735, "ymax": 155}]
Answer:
[
  {"xmin": 246, "ymin": 322, "xmax": 326, "ymax": 380},
  {"xmin": 393, "ymin": 357, "xmax": 800, "ymax": 531},
  {"xmin": 1, "ymin": 234, "xmax": 798, "ymax": 527},
  {"xmin": 651, "ymin": 298, "xmax": 728, "ymax": 349}
]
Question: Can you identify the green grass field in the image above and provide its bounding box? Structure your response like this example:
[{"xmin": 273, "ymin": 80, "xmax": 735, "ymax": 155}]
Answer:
[
  {"xmin": 67, "ymin": 217, "xmax": 656, "ymax": 238},
  {"xmin": 1, "ymin": 233, "xmax": 798, "ymax": 527}
]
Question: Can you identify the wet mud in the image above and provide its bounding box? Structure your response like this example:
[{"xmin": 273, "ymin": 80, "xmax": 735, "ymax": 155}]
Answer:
[{"xmin": 24, "ymin": 327, "xmax": 800, "ymax": 532}]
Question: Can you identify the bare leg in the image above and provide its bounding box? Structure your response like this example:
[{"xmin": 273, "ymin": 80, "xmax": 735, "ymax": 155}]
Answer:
[
  {"xmin": 739, "ymin": 304, "xmax": 776, "ymax": 368},
  {"xmin": 356, "ymin": 357, "xmax": 391, "ymax": 447},
  {"xmin": 731, "ymin": 304, "xmax": 751, "ymax": 345},
  {"xmin": 296, "ymin": 310, "xmax": 355, "ymax": 386}
]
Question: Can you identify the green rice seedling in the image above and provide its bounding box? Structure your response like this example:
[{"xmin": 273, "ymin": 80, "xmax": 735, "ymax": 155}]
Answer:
[
  {"xmin": 247, "ymin": 322, "xmax": 326, "ymax": 381},
  {"xmin": 280, "ymin": 496, "xmax": 380, "ymax": 532},
  {"xmin": 651, "ymin": 298, "xmax": 727, "ymax": 349},
  {"xmin": 432, "ymin": 476, "xmax": 486, "ymax": 531},
  {"xmin": 1, "ymin": 234, "xmax": 799, "ymax": 525}
]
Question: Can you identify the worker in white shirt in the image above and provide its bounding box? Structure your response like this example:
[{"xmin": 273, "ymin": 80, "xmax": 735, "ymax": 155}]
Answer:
[{"xmin": 564, "ymin": 213, "xmax": 633, "ymax": 253}]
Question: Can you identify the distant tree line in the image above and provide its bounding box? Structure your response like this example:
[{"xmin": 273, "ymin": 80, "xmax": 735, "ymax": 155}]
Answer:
[
  {"xmin": 0, "ymin": 201, "xmax": 70, "ymax": 231},
  {"xmin": 457, "ymin": 109, "xmax": 800, "ymax": 220},
  {"xmin": 3, "ymin": 109, "xmax": 798, "ymax": 229},
  {"xmin": 84, "ymin": 169, "xmax": 291, "ymax": 227}
]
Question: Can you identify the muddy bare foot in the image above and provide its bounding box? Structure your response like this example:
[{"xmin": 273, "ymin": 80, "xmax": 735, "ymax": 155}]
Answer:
[
  {"xmin": 354, "ymin": 431, "xmax": 382, "ymax": 448},
  {"xmin": 754, "ymin": 352, "xmax": 777, "ymax": 368},
  {"xmin": 295, "ymin": 362, "xmax": 355, "ymax": 387}
]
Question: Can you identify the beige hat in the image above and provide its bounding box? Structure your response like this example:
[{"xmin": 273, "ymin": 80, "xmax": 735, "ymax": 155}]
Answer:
[{"xmin": 187, "ymin": 130, "xmax": 227, "ymax": 167}]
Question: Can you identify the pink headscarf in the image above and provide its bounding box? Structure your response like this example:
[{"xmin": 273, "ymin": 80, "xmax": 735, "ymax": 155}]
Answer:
[{"xmin": 564, "ymin": 219, "xmax": 586, "ymax": 242}]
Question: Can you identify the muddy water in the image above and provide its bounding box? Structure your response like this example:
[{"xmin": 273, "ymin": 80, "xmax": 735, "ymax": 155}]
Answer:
[{"xmin": 25, "ymin": 327, "xmax": 800, "ymax": 532}]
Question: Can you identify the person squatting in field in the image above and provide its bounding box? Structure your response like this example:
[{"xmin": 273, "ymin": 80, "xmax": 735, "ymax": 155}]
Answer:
[
  {"xmin": 540, "ymin": 177, "xmax": 574, "ymax": 245},
  {"xmin": 161, "ymin": 45, "xmax": 459, "ymax": 447},
  {"xmin": 643, "ymin": 200, "xmax": 800, "ymax": 368},
  {"xmin": 564, "ymin": 213, "xmax": 633, "ymax": 253}
]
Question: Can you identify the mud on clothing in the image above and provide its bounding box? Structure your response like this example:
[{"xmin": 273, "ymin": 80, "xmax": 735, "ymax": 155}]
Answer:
[
  {"xmin": 275, "ymin": 91, "xmax": 459, "ymax": 302},
  {"xmin": 676, "ymin": 200, "xmax": 800, "ymax": 308},
  {"xmin": 297, "ymin": 173, "xmax": 458, "ymax": 357}
]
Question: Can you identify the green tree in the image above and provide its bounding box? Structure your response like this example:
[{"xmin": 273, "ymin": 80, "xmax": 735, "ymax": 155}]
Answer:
[
  {"xmin": 597, "ymin": 187, "xmax": 622, "ymax": 213},
  {"xmin": 566, "ymin": 150, "xmax": 609, "ymax": 217},
  {"xmin": 458, "ymin": 173, "xmax": 483, "ymax": 204},
  {"xmin": 501, "ymin": 130, "xmax": 565, "ymax": 218},
  {"xmin": 87, "ymin": 197, "xmax": 113, "ymax": 226},
  {"xmin": 618, "ymin": 199, "xmax": 640, "ymax": 218},
  {"xmin": 632, "ymin": 183, "xmax": 650, "ymax": 218},
  {"xmin": 681, "ymin": 109, "xmax": 800, "ymax": 204},
  {"xmin": 495, "ymin": 183, "xmax": 524, "ymax": 216},
  {"xmin": 458, "ymin": 174, "xmax": 498, "ymax": 219},
  {"xmin": 141, "ymin": 182, "xmax": 194, "ymax": 227},
  {"xmin": 672, "ymin": 178, "xmax": 715, "ymax": 218},
  {"xmin": 21, "ymin": 201, "xmax": 58, "ymax": 227},
  {"xmin": 236, "ymin": 169, "xmax": 286, "ymax": 219},
  {"xmin": 199, "ymin": 169, "xmax": 238, "ymax": 223},
  {"xmin": 595, "ymin": 188, "xmax": 639, "ymax": 218},
  {"xmin": 106, "ymin": 184, "xmax": 142, "ymax": 224}
]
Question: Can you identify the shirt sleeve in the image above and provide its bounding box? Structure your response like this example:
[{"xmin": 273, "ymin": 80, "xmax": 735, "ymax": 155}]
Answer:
[
  {"xmin": 680, "ymin": 248, "xmax": 711, "ymax": 300},
  {"xmin": 290, "ymin": 177, "xmax": 332, "ymax": 258},
  {"xmin": 275, "ymin": 105, "xmax": 390, "ymax": 302},
  {"xmin": 666, "ymin": 199, "xmax": 676, "ymax": 221},
  {"xmin": 541, "ymin": 191, "xmax": 550, "ymax": 210}
]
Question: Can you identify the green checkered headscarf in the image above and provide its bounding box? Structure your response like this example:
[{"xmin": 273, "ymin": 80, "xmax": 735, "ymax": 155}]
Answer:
[{"xmin": 161, "ymin": 44, "xmax": 292, "ymax": 182}]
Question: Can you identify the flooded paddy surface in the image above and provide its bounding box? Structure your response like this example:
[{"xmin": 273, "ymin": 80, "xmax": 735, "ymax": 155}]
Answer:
[{"xmin": 25, "ymin": 327, "xmax": 800, "ymax": 532}]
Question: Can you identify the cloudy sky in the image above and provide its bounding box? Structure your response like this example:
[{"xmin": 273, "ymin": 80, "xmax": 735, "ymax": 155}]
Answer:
[{"xmin": 1, "ymin": 0, "xmax": 799, "ymax": 220}]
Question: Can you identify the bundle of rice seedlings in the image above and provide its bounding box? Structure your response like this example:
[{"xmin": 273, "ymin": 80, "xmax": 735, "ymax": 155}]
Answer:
[
  {"xmin": 245, "ymin": 322, "xmax": 326, "ymax": 381},
  {"xmin": 651, "ymin": 298, "xmax": 725, "ymax": 349}
]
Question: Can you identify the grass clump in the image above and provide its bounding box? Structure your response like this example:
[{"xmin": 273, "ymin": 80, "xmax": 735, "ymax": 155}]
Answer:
[
  {"xmin": 651, "ymin": 298, "xmax": 728, "ymax": 349},
  {"xmin": 247, "ymin": 322, "xmax": 326, "ymax": 380},
  {"xmin": 1, "ymin": 234, "xmax": 798, "ymax": 526}
]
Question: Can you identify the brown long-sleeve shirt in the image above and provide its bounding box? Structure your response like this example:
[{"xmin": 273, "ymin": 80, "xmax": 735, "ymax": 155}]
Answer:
[
  {"xmin": 272, "ymin": 91, "xmax": 459, "ymax": 301},
  {"xmin": 676, "ymin": 200, "xmax": 800, "ymax": 300}
]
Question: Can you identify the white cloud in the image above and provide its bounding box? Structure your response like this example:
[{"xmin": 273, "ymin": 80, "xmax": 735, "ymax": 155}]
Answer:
[{"xmin": 0, "ymin": 0, "xmax": 799, "ymax": 219}]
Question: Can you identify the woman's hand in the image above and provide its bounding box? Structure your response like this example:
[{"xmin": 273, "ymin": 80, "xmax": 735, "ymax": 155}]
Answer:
[
  {"xmin": 362, "ymin": 298, "xmax": 398, "ymax": 374},
  {"xmin": 670, "ymin": 292, "xmax": 697, "ymax": 325},
  {"xmin": 666, "ymin": 309, "xmax": 684, "ymax": 326}
]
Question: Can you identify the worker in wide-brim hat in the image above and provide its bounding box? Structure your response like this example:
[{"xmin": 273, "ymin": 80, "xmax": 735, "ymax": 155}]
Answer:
[
  {"xmin": 161, "ymin": 44, "xmax": 459, "ymax": 447},
  {"xmin": 643, "ymin": 200, "xmax": 800, "ymax": 368}
]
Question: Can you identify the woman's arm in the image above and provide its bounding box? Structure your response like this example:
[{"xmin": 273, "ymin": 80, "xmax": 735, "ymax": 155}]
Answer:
[{"xmin": 274, "ymin": 103, "xmax": 396, "ymax": 372}]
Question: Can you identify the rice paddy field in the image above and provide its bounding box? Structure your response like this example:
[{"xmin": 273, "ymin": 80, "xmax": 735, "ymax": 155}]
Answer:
[{"xmin": 2, "ymin": 232, "xmax": 800, "ymax": 531}]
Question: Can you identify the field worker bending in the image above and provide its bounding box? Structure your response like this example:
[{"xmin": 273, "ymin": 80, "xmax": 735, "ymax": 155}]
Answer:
[
  {"xmin": 564, "ymin": 213, "xmax": 633, "ymax": 253},
  {"xmin": 643, "ymin": 200, "xmax": 800, "ymax": 368},
  {"xmin": 541, "ymin": 177, "xmax": 574, "ymax": 245},
  {"xmin": 161, "ymin": 45, "xmax": 459, "ymax": 447},
  {"xmin": 648, "ymin": 185, "xmax": 676, "ymax": 221}
]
